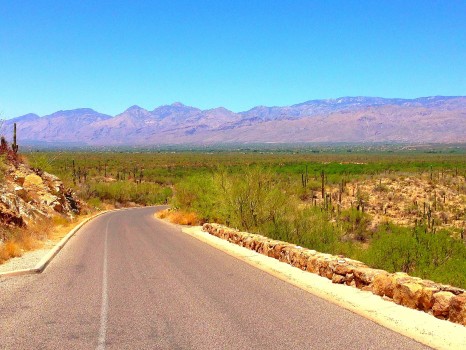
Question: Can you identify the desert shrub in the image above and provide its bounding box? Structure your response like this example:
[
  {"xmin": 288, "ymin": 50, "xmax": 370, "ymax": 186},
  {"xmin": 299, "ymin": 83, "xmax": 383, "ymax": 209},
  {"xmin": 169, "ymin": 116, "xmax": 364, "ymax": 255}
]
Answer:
[
  {"xmin": 362, "ymin": 224, "xmax": 419, "ymax": 273},
  {"xmin": 373, "ymin": 182, "xmax": 389, "ymax": 192},
  {"xmin": 85, "ymin": 182, "xmax": 172, "ymax": 205},
  {"xmin": 361, "ymin": 224, "xmax": 466, "ymax": 288},
  {"xmin": 291, "ymin": 207, "xmax": 340, "ymax": 253},
  {"xmin": 26, "ymin": 153, "xmax": 55, "ymax": 173},
  {"xmin": 0, "ymin": 155, "xmax": 6, "ymax": 181},
  {"xmin": 173, "ymin": 173, "xmax": 221, "ymax": 222},
  {"xmin": 87, "ymin": 197, "xmax": 104, "ymax": 210},
  {"xmin": 218, "ymin": 167, "xmax": 291, "ymax": 231},
  {"xmin": 340, "ymin": 208, "xmax": 372, "ymax": 242},
  {"xmin": 156, "ymin": 209, "xmax": 200, "ymax": 225}
]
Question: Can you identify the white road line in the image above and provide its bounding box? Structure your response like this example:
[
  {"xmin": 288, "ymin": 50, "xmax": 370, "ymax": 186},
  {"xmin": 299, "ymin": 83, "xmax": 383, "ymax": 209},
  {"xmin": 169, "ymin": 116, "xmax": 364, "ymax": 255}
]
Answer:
[{"xmin": 96, "ymin": 218, "xmax": 111, "ymax": 350}]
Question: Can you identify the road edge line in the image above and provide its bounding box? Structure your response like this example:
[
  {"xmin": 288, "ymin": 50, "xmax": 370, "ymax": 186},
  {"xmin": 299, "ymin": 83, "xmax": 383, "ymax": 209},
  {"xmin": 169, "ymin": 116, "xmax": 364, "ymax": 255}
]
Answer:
[{"xmin": 34, "ymin": 210, "xmax": 112, "ymax": 273}]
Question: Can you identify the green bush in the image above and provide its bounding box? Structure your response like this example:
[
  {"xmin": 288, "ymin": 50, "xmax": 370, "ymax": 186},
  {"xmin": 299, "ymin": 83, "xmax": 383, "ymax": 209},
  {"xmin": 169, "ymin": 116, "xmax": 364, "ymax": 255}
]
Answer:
[
  {"xmin": 361, "ymin": 224, "xmax": 466, "ymax": 288},
  {"xmin": 83, "ymin": 182, "xmax": 172, "ymax": 206},
  {"xmin": 0, "ymin": 155, "xmax": 6, "ymax": 181},
  {"xmin": 173, "ymin": 173, "xmax": 222, "ymax": 222},
  {"xmin": 340, "ymin": 208, "xmax": 372, "ymax": 242}
]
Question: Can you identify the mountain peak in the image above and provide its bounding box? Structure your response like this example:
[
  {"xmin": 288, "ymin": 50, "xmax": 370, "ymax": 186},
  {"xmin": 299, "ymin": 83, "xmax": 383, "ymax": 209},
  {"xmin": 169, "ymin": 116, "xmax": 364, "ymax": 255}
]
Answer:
[
  {"xmin": 171, "ymin": 102, "xmax": 186, "ymax": 107},
  {"xmin": 125, "ymin": 105, "xmax": 146, "ymax": 112},
  {"xmin": 10, "ymin": 113, "xmax": 40, "ymax": 122}
]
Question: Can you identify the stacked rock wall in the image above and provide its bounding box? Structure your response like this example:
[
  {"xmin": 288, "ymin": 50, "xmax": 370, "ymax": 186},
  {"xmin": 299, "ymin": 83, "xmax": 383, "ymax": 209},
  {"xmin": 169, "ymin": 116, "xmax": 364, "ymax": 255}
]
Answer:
[{"xmin": 203, "ymin": 223, "xmax": 466, "ymax": 326}]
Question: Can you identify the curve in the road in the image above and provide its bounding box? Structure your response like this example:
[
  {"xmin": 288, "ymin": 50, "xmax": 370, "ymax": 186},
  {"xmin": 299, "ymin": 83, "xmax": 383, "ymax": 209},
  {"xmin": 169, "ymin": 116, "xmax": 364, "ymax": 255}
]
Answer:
[{"xmin": 0, "ymin": 207, "xmax": 431, "ymax": 350}]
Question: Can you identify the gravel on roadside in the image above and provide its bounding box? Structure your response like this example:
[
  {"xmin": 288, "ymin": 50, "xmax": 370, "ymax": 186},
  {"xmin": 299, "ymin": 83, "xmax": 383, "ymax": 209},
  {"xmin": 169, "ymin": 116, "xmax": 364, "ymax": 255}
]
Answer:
[{"xmin": 0, "ymin": 245, "xmax": 53, "ymax": 273}]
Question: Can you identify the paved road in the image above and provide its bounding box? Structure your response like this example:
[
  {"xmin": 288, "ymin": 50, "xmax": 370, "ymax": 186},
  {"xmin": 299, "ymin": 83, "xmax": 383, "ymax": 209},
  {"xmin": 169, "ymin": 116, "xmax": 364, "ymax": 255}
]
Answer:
[{"xmin": 0, "ymin": 207, "xmax": 430, "ymax": 349}]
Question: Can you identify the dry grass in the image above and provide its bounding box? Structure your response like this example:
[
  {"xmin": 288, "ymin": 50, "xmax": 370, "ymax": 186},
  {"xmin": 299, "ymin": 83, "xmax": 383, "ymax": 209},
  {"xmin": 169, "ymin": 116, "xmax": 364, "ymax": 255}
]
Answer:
[
  {"xmin": 0, "ymin": 213, "xmax": 91, "ymax": 265},
  {"xmin": 156, "ymin": 209, "xmax": 200, "ymax": 226}
]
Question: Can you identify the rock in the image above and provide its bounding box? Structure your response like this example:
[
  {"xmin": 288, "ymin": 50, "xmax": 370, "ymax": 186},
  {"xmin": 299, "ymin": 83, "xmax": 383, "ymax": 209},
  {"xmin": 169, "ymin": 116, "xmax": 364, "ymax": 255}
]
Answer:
[
  {"xmin": 41, "ymin": 193, "xmax": 59, "ymax": 206},
  {"xmin": 332, "ymin": 274, "xmax": 346, "ymax": 284},
  {"xmin": 432, "ymin": 291, "xmax": 454, "ymax": 319},
  {"xmin": 278, "ymin": 245, "xmax": 294, "ymax": 264},
  {"xmin": 449, "ymin": 294, "xmax": 466, "ymax": 326},
  {"xmin": 332, "ymin": 258, "xmax": 367, "ymax": 276},
  {"xmin": 264, "ymin": 241, "xmax": 277, "ymax": 258},
  {"xmin": 393, "ymin": 281, "xmax": 424, "ymax": 309},
  {"xmin": 372, "ymin": 272, "xmax": 420, "ymax": 300},
  {"xmin": 256, "ymin": 239, "xmax": 268, "ymax": 255},
  {"xmin": 52, "ymin": 201, "xmax": 64, "ymax": 213},
  {"xmin": 345, "ymin": 273, "xmax": 355, "ymax": 286},
  {"xmin": 294, "ymin": 249, "xmax": 310, "ymax": 270},
  {"xmin": 305, "ymin": 254, "xmax": 320, "ymax": 273},
  {"xmin": 371, "ymin": 272, "xmax": 392, "ymax": 297},
  {"xmin": 0, "ymin": 206, "xmax": 24, "ymax": 226},
  {"xmin": 243, "ymin": 236, "xmax": 255, "ymax": 250},
  {"xmin": 40, "ymin": 193, "xmax": 64, "ymax": 213},
  {"xmin": 14, "ymin": 186, "xmax": 27, "ymax": 200},
  {"xmin": 41, "ymin": 172, "xmax": 60, "ymax": 183},
  {"xmin": 273, "ymin": 244, "xmax": 286, "ymax": 260},
  {"xmin": 439, "ymin": 285, "xmax": 465, "ymax": 296},
  {"xmin": 418, "ymin": 287, "xmax": 437, "ymax": 311},
  {"xmin": 23, "ymin": 174, "xmax": 44, "ymax": 189},
  {"xmin": 353, "ymin": 267, "xmax": 385, "ymax": 288},
  {"xmin": 13, "ymin": 172, "xmax": 26, "ymax": 186}
]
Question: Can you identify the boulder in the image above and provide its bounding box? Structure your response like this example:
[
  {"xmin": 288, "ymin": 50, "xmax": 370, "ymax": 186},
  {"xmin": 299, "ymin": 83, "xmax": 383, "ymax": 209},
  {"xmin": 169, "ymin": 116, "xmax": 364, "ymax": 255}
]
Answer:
[
  {"xmin": 439, "ymin": 285, "xmax": 465, "ymax": 296},
  {"xmin": 41, "ymin": 193, "xmax": 59, "ymax": 206},
  {"xmin": 371, "ymin": 272, "xmax": 392, "ymax": 297},
  {"xmin": 273, "ymin": 244, "xmax": 286, "ymax": 260},
  {"xmin": 379, "ymin": 272, "xmax": 410, "ymax": 298},
  {"xmin": 305, "ymin": 254, "xmax": 320, "ymax": 274},
  {"xmin": 432, "ymin": 291, "xmax": 454, "ymax": 319},
  {"xmin": 345, "ymin": 273, "xmax": 355, "ymax": 287},
  {"xmin": 418, "ymin": 287, "xmax": 437, "ymax": 311},
  {"xmin": 332, "ymin": 274, "xmax": 346, "ymax": 284},
  {"xmin": 353, "ymin": 267, "xmax": 386, "ymax": 288},
  {"xmin": 393, "ymin": 281, "xmax": 426, "ymax": 309},
  {"xmin": 14, "ymin": 186, "xmax": 27, "ymax": 200},
  {"xmin": 449, "ymin": 294, "xmax": 466, "ymax": 326},
  {"xmin": 23, "ymin": 174, "xmax": 44, "ymax": 189},
  {"xmin": 13, "ymin": 172, "xmax": 26, "ymax": 186},
  {"xmin": 279, "ymin": 245, "xmax": 296, "ymax": 264},
  {"xmin": 293, "ymin": 249, "xmax": 310, "ymax": 270}
]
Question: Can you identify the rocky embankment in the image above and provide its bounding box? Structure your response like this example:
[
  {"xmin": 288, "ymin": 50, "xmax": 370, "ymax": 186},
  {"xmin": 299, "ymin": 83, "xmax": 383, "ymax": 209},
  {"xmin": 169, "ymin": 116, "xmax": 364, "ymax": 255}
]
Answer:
[
  {"xmin": 203, "ymin": 223, "xmax": 466, "ymax": 326},
  {"xmin": 0, "ymin": 162, "xmax": 80, "ymax": 231}
]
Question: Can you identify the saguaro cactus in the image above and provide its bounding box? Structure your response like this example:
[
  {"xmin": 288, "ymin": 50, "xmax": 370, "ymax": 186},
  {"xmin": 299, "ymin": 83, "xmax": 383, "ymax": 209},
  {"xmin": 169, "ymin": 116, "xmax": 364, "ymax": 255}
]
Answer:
[
  {"xmin": 12, "ymin": 123, "xmax": 19, "ymax": 153},
  {"xmin": 321, "ymin": 170, "xmax": 325, "ymax": 199}
]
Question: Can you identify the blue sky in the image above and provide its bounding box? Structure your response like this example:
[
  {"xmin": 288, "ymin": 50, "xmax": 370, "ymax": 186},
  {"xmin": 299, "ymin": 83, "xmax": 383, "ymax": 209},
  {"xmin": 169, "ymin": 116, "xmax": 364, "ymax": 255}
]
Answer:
[{"xmin": 1, "ymin": 0, "xmax": 465, "ymax": 118}]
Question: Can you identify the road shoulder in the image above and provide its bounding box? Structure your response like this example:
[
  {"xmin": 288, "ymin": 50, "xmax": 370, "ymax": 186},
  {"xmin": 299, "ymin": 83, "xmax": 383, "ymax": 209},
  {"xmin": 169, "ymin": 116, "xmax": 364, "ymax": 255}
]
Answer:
[{"xmin": 0, "ymin": 211, "xmax": 110, "ymax": 277}]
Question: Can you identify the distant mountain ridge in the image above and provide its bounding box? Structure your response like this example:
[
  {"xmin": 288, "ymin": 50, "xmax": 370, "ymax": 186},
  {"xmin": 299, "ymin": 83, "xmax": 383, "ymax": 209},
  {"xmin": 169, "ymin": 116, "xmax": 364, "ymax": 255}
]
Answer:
[{"xmin": 2, "ymin": 96, "xmax": 466, "ymax": 145}]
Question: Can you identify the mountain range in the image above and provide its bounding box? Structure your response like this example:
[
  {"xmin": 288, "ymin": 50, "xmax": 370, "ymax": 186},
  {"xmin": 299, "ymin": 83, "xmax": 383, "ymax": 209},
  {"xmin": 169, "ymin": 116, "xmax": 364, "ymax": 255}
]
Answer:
[{"xmin": 1, "ymin": 96, "xmax": 466, "ymax": 146}]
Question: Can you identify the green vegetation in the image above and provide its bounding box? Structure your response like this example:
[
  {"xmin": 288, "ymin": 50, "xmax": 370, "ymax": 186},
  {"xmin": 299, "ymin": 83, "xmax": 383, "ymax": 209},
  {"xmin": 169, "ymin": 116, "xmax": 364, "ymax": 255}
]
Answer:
[
  {"xmin": 23, "ymin": 148, "xmax": 466, "ymax": 288},
  {"xmin": 0, "ymin": 155, "xmax": 5, "ymax": 181}
]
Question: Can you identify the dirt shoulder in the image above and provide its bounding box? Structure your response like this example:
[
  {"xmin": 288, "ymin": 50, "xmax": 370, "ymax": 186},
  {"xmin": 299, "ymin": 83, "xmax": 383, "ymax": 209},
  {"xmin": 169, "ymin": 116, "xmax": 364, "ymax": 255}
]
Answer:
[{"xmin": 0, "ymin": 213, "xmax": 96, "ymax": 273}]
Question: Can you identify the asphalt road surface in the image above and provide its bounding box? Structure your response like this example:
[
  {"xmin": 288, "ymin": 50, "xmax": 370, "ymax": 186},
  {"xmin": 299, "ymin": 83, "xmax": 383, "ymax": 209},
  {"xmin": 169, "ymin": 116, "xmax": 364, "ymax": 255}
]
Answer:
[{"xmin": 0, "ymin": 207, "xmax": 431, "ymax": 349}]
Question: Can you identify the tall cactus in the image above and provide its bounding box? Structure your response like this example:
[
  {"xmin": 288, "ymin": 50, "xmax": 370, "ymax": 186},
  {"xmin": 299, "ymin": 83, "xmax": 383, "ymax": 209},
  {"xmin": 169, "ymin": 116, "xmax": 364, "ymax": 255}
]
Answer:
[
  {"xmin": 12, "ymin": 123, "xmax": 19, "ymax": 153},
  {"xmin": 321, "ymin": 170, "xmax": 325, "ymax": 199}
]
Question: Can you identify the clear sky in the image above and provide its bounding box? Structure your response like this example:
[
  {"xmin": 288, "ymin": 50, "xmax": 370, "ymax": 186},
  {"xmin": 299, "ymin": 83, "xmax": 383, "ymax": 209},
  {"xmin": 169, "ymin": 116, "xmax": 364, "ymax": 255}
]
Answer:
[{"xmin": 1, "ymin": 0, "xmax": 465, "ymax": 118}]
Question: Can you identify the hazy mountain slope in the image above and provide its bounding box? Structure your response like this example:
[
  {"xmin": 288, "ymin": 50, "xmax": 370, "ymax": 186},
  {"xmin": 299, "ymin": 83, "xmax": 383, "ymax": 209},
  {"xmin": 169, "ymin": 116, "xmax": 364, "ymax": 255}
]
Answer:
[
  {"xmin": 2, "ymin": 96, "xmax": 465, "ymax": 145},
  {"xmin": 190, "ymin": 105, "xmax": 466, "ymax": 144},
  {"xmin": 2, "ymin": 109, "xmax": 112, "ymax": 143}
]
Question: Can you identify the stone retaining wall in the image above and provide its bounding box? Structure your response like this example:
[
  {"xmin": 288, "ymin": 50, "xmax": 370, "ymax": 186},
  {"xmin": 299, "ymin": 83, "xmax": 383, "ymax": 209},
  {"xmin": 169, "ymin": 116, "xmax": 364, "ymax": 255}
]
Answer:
[{"xmin": 203, "ymin": 223, "xmax": 466, "ymax": 326}]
